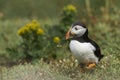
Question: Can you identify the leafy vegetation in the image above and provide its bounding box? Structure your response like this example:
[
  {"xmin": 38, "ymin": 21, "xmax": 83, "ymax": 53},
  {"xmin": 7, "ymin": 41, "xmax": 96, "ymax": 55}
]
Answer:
[
  {"xmin": 3, "ymin": 5, "xmax": 77, "ymax": 62},
  {"xmin": 0, "ymin": 0, "xmax": 120, "ymax": 80}
]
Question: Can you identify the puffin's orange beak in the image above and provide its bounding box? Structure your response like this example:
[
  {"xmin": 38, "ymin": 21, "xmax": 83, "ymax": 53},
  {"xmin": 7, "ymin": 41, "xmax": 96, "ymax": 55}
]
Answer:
[
  {"xmin": 66, "ymin": 28, "xmax": 74, "ymax": 40},
  {"xmin": 66, "ymin": 29, "xmax": 70, "ymax": 40}
]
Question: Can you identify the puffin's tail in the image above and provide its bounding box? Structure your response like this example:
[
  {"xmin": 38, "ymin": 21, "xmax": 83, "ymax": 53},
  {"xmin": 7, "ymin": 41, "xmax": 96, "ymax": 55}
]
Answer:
[
  {"xmin": 101, "ymin": 54, "xmax": 104, "ymax": 58},
  {"xmin": 99, "ymin": 54, "xmax": 104, "ymax": 61}
]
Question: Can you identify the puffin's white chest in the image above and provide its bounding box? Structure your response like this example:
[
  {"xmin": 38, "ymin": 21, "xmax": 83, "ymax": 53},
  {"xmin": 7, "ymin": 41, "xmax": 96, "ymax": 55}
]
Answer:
[{"xmin": 69, "ymin": 40, "xmax": 98, "ymax": 63}]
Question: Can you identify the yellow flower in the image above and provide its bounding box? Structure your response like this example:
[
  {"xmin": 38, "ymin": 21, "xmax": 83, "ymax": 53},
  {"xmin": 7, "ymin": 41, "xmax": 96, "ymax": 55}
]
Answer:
[
  {"xmin": 24, "ymin": 26, "xmax": 31, "ymax": 33},
  {"xmin": 18, "ymin": 20, "xmax": 41, "ymax": 35},
  {"xmin": 27, "ymin": 23, "xmax": 35, "ymax": 30},
  {"xmin": 18, "ymin": 28, "xmax": 25, "ymax": 35},
  {"xmin": 25, "ymin": 20, "xmax": 40, "ymax": 31},
  {"xmin": 32, "ymin": 20, "xmax": 39, "ymax": 24},
  {"xmin": 53, "ymin": 37, "xmax": 60, "ymax": 43},
  {"xmin": 64, "ymin": 5, "xmax": 77, "ymax": 12},
  {"xmin": 37, "ymin": 28, "xmax": 44, "ymax": 35},
  {"xmin": 32, "ymin": 19, "xmax": 40, "ymax": 27}
]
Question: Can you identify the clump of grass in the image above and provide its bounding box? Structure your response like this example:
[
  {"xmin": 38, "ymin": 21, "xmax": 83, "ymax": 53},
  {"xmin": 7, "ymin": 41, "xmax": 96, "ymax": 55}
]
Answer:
[
  {"xmin": 48, "ymin": 53, "xmax": 120, "ymax": 80},
  {"xmin": 1, "ymin": 54, "xmax": 120, "ymax": 80},
  {"xmin": 1, "ymin": 60, "xmax": 72, "ymax": 80}
]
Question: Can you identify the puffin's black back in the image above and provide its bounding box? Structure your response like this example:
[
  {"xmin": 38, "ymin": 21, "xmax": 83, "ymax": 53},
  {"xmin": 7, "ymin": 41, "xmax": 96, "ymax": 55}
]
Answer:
[{"xmin": 88, "ymin": 38, "xmax": 104, "ymax": 61}]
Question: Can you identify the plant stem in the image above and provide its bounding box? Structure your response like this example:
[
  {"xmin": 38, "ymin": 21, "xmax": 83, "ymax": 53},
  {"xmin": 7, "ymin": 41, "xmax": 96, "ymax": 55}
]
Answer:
[{"xmin": 85, "ymin": 0, "xmax": 92, "ymax": 17}]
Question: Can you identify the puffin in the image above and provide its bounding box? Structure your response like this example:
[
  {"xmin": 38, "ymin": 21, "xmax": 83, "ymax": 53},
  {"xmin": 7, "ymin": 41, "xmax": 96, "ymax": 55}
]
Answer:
[{"xmin": 66, "ymin": 22, "xmax": 104, "ymax": 69}]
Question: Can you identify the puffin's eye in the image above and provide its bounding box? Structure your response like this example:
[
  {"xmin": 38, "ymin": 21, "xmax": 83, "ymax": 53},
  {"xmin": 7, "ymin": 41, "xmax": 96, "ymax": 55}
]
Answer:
[{"xmin": 75, "ymin": 27, "xmax": 78, "ymax": 30}]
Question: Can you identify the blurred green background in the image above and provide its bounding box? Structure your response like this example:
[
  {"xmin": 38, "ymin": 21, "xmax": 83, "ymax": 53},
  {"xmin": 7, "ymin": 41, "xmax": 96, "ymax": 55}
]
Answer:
[{"xmin": 0, "ymin": 0, "xmax": 119, "ymax": 19}]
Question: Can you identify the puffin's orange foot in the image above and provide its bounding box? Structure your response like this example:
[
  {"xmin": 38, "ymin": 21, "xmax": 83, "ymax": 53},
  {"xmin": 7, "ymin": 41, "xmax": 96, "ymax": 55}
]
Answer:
[{"xmin": 86, "ymin": 63, "xmax": 96, "ymax": 69}]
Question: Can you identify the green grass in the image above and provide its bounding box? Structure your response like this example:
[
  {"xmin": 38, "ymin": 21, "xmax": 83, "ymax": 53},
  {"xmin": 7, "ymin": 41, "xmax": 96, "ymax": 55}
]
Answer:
[
  {"xmin": 0, "ymin": 61, "xmax": 71, "ymax": 80},
  {"xmin": 0, "ymin": 56, "xmax": 119, "ymax": 80},
  {"xmin": 0, "ymin": 18, "xmax": 120, "ymax": 80}
]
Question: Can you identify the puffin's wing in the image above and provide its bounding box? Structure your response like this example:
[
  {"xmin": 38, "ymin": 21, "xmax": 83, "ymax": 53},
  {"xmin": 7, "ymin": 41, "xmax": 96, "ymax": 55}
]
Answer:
[{"xmin": 89, "ymin": 39, "xmax": 104, "ymax": 61}]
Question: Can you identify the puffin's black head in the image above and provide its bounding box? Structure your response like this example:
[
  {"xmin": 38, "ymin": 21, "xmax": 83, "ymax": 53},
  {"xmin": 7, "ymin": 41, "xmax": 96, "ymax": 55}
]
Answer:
[{"xmin": 66, "ymin": 22, "xmax": 88, "ymax": 39}]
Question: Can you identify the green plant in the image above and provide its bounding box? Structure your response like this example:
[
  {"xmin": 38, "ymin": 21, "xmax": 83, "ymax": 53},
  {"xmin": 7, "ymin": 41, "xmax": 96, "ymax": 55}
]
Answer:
[
  {"xmin": 46, "ymin": 5, "xmax": 78, "ymax": 48},
  {"xmin": 5, "ymin": 19, "xmax": 66, "ymax": 62},
  {"xmin": 6, "ymin": 20, "xmax": 47, "ymax": 62},
  {"xmin": 60, "ymin": 5, "xmax": 77, "ymax": 31}
]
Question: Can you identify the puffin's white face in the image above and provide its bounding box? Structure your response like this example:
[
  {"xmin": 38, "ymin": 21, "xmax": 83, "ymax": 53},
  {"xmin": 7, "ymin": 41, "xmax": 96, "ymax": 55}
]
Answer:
[
  {"xmin": 70, "ymin": 25, "xmax": 87, "ymax": 37},
  {"xmin": 66, "ymin": 25, "xmax": 87, "ymax": 39}
]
